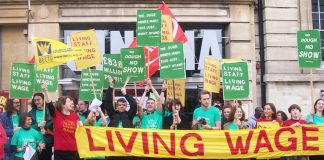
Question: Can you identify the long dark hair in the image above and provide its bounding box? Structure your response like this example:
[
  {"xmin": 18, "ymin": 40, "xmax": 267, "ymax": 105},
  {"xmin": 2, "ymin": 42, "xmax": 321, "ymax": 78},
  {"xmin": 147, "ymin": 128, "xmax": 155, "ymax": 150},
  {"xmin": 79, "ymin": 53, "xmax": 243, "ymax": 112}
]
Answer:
[
  {"xmin": 261, "ymin": 103, "xmax": 277, "ymax": 120},
  {"xmin": 4, "ymin": 99, "xmax": 15, "ymax": 115},
  {"xmin": 276, "ymin": 110, "xmax": 288, "ymax": 121},
  {"xmin": 31, "ymin": 93, "xmax": 44, "ymax": 109},
  {"xmin": 314, "ymin": 98, "xmax": 324, "ymax": 115},
  {"xmin": 221, "ymin": 103, "xmax": 232, "ymax": 119},
  {"xmin": 228, "ymin": 106, "xmax": 246, "ymax": 122}
]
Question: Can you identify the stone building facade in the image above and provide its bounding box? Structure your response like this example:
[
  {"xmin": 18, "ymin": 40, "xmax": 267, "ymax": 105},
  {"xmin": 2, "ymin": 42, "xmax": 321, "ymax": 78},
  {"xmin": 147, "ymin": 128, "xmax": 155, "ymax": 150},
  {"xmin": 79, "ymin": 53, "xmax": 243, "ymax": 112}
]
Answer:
[{"xmin": 0, "ymin": 0, "xmax": 322, "ymax": 116}]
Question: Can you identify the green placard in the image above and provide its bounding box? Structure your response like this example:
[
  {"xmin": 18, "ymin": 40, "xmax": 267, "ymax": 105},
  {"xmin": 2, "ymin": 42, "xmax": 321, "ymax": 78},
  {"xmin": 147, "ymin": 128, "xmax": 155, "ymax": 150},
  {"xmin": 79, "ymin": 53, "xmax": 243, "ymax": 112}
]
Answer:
[
  {"xmin": 103, "ymin": 54, "xmax": 124, "ymax": 88},
  {"xmin": 222, "ymin": 61, "xmax": 249, "ymax": 99},
  {"xmin": 136, "ymin": 10, "xmax": 162, "ymax": 46},
  {"xmin": 79, "ymin": 69, "xmax": 104, "ymax": 101},
  {"xmin": 297, "ymin": 30, "xmax": 322, "ymax": 68},
  {"xmin": 34, "ymin": 66, "xmax": 58, "ymax": 92},
  {"xmin": 121, "ymin": 47, "xmax": 146, "ymax": 83},
  {"xmin": 159, "ymin": 42, "xmax": 186, "ymax": 80},
  {"xmin": 10, "ymin": 63, "xmax": 35, "ymax": 98}
]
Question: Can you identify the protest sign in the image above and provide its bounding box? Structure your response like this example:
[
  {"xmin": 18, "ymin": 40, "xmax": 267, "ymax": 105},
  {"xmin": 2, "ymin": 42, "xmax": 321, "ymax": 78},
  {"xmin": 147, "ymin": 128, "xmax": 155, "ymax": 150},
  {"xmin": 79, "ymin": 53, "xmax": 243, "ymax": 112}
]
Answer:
[
  {"xmin": 34, "ymin": 66, "xmax": 58, "ymax": 92},
  {"xmin": 222, "ymin": 61, "xmax": 249, "ymax": 99},
  {"xmin": 76, "ymin": 125, "xmax": 324, "ymax": 159},
  {"xmin": 162, "ymin": 14, "xmax": 173, "ymax": 42},
  {"xmin": 159, "ymin": 42, "xmax": 185, "ymax": 79},
  {"xmin": 103, "ymin": 54, "xmax": 124, "ymax": 88},
  {"xmin": 70, "ymin": 29, "xmax": 101, "ymax": 70},
  {"xmin": 79, "ymin": 69, "xmax": 103, "ymax": 101},
  {"xmin": 203, "ymin": 58, "xmax": 220, "ymax": 93},
  {"xmin": 33, "ymin": 37, "xmax": 86, "ymax": 70},
  {"xmin": 166, "ymin": 79, "xmax": 185, "ymax": 106},
  {"xmin": 121, "ymin": 48, "xmax": 146, "ymax": 82},
  {"xmin": 136, "ymin": 10, "xmax": 162, "ymax": 46},
  {"xmin": 297, "ymin": 30, "xmax": 322, "ymax": 68},
  {"xmin": 0, "ymin": 91, "xmax": 9, "ymax": 112},
  {"xmin": 10, "ymin": 63, "xmax": 35, "ymax": 98}
]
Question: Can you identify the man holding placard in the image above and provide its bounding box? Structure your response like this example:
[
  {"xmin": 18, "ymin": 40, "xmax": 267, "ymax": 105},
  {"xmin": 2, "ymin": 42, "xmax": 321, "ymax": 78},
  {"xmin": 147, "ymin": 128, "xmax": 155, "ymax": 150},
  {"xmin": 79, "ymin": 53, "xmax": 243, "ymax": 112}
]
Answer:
[
  {"xmin": 192, "ymin": 90, "xmax": 221, "ymax": 130},
  {"xmin": 105, "ymin": 78, "xmax": 137, "ymax": 128},
  {"xmin": 138, "ymin": 79, "xmax": 164, "ymax": 129}
]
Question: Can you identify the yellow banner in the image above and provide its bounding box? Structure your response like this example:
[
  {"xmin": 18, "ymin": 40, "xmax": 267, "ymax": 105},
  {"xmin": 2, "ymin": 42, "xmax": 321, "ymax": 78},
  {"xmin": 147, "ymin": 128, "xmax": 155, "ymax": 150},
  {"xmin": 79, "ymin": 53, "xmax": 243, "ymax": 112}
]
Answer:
[
  {"xmin": 166, "ymin": 79, "xmax": 185, "ymax": 106},
  {"xmin": 70, "ymin": 29, "xmax": 101, "ymax": 70},
  {"xmin": 76, "ymin": 125, "xmax": 324, "ymax": 159},
  {"xmin": 162, "ymin": 14, "xmax": 173, "ymax": 42},
  {"xmin": 33, "ymin": 37, "xmax": 86, "ymax": 70},
  {"xmin": 203, "ymin": 58, "xmax": 220, "ymax": 93}
]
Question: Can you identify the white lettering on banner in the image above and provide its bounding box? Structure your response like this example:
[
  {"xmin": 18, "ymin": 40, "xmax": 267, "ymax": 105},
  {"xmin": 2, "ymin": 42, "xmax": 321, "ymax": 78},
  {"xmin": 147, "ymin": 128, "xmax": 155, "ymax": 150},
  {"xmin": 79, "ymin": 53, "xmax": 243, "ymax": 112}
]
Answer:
[{"xmin": 65, "ymin": 29, "xmax": 222, "ymax": 72}]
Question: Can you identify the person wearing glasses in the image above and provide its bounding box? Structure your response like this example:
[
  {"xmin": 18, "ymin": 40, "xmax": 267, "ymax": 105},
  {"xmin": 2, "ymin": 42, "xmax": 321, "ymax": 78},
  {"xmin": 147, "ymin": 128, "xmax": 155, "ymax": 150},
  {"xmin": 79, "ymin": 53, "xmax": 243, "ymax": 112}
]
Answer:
[
  {"xmin": 29, "ymin": 93, "xmax": 53, "ymax": 160},
  {"xmin": 0, "ymin": 99, "xmax": 21, "ymax": 160}
]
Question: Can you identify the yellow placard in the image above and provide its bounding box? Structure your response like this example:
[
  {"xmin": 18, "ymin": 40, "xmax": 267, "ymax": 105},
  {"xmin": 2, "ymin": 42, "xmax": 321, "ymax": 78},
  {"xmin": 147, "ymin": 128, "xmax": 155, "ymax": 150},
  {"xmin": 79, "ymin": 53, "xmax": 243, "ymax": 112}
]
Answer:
[
  {"xmin": 162, "ymin": 14, "xmax": 173, "ymax": 42},
  {"xmin": 256, "ymin": 121, "xmax": 281, "ymax": 129},
  {"xmin": 76, "ymin": 126, "xmax": 324, "ymax": 159},
  {"xmin": 33, "ymin": 37, "xmax": 86, "ymax": 70},
  {"xmin": 70, "ymin": 29, "xmax": 101, "ymax": 70},
  {"xmin": 203, "ymin": 58, "xmax": 220, "ymax": 93},
  {"xmin": 166, "ymin": 79, "xmax": 185, "ymax": 106}
]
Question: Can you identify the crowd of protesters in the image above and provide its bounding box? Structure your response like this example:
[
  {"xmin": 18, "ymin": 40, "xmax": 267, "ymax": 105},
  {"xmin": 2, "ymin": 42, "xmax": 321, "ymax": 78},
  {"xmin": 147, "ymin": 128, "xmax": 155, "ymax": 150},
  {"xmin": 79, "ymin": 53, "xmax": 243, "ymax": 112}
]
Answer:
[{"xmin": 0, "ymin": 78, "xmax": 323, "ymax": 160}]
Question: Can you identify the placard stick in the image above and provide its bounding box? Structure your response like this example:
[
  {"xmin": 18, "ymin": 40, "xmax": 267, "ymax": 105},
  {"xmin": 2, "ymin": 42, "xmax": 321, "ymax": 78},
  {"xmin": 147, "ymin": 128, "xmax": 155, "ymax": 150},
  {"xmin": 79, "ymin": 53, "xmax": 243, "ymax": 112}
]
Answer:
[
  {"xmin": 147, "ymin": 48, "xmax": 150, "ymax": 78},
  {"xmin": 310, "ymin": 68, "xmax": 314, "ymax": 108},
  {"xmin": 88, "ymin": 68, "xmax": 97, "ymax": 99},
  {"xmin": 134, "ymin": 82, "xmax": 138, "ymax": 100},
  {"xmin": 172, "ymin": 80, "xmax": 177, "ymax": 130},
  {"xmin": 123, "ymin": 76, "xmax": 131, "ymax": 88},
  {"xmin": 233, "ymin": 99, "xmax": 238, "ymax": 108}
]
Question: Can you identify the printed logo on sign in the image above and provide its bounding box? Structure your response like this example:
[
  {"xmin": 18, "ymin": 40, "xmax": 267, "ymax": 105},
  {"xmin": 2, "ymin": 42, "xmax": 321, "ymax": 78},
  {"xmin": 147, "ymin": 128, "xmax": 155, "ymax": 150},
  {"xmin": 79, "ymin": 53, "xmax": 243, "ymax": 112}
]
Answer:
[
  {"xmin": 37, "ymin": 41, "xmax": 54, "ymax": 64},
  {"xmin": 37, "ymin": 41, "xmax": 52, "ymax": 56}
]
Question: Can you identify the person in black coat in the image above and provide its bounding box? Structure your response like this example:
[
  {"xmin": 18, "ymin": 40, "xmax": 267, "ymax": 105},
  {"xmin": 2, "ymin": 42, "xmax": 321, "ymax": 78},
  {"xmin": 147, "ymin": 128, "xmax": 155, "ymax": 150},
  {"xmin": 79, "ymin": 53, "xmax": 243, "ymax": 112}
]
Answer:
[
  {"xmin": 105, "ymin": 77, "xmax": 137, "ymax": 128},
  {"xmin": 163, "ymin": 98, "xmax": 191, "ymax": 130}
]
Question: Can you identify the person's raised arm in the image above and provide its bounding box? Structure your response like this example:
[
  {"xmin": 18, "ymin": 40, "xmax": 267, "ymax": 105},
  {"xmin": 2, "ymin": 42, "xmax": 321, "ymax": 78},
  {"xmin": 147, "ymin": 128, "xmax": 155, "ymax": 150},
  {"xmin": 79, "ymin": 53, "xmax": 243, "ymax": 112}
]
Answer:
[
  {"xmin": 105, "ymin": 78, "xmax": 115, "ymax": 118},
  {"xmin": 138, "ymin": 85, "xmax": 150, "ymax": 117},
  {"xmin": 41, "ymin": 83, "xmax": 51, "ymax": 103},
  {"xmin": 160, "ymin": 80, "xmax": 166, "ymax": 105},
  {"xmin": 148, "ymin": 79, "xmax": 163, "ymax": 112},
  {"xmin": 41, "ymin": 83, "xmax": 54, "ymax": 116},
  {"xmin": 122, "ymin": 87, "xmax": 137, "ymax": 121},
  {"xmin": 97, "ymin": 107, "xmax": 107, "ymax": 126}
]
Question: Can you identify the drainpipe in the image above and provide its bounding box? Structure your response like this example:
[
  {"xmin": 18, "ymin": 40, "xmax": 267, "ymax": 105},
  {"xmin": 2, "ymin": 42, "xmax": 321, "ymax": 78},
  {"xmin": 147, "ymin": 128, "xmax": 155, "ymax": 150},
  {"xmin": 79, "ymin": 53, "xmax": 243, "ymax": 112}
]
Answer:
[{"xmin": 258, "ymin": 0, "xmax": 266, "ymax": 106}]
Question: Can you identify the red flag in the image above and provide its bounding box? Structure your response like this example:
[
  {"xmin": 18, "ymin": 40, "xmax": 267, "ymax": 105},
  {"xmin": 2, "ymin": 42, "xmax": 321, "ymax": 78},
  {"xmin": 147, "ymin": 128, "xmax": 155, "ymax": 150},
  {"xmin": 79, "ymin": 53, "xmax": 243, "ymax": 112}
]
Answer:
[
  {"xmin": 158, "ymin": 2, "xmax": 187, "ymax": 43},
  {"xmin": 128, "ymin": 38, "xmax": 160, "ymax": 79},
  {"xmin": 28, "ymin": 56, "xmax": 35, "ymax": 64}
]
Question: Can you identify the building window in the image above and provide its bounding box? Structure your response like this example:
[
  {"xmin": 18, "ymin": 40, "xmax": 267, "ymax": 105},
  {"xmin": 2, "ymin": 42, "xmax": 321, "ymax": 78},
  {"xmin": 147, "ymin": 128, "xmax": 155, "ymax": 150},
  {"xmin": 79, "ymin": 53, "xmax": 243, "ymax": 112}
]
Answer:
[{"xmin": 312, "ymin": 0, "xmax": 324, "ymax": 62}]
